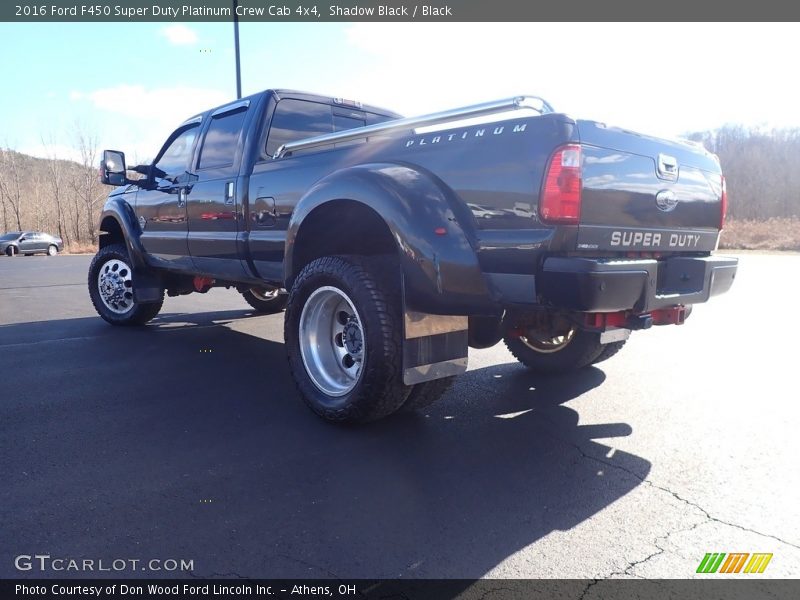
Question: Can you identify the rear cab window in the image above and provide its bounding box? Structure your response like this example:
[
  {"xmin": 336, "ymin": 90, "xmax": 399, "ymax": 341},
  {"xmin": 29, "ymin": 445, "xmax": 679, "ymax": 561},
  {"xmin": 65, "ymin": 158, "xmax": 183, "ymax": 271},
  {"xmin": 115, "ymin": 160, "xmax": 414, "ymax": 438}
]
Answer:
[{"xmin": 265, "ymin": 98, "xmax": 395, "ymax": 157}]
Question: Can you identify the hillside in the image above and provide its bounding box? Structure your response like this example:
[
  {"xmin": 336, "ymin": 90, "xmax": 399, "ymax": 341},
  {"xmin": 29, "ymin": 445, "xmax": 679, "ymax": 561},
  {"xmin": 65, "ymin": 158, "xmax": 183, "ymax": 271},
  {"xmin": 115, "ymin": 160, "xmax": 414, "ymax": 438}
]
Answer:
[{"xmin": 0, "ymin": 147, "xmax": 103, "ymax": 252}]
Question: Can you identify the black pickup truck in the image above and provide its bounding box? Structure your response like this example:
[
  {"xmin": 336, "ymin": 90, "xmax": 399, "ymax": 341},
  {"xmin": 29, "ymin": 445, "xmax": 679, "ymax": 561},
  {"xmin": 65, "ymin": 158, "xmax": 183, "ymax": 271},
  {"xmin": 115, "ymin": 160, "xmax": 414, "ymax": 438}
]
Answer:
[{"xmin": 93, "ymin": 89, "xmax": 737, "ymax": 423}]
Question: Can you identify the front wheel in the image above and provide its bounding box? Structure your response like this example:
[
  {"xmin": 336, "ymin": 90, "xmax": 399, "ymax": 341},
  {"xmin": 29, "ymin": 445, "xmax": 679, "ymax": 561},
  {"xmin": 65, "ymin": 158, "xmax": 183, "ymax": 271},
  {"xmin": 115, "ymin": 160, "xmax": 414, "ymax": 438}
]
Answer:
[
  {"xmin": 5, "ymin": 246, "xmax": 17, "ymax": 257},
  {"xmin": 284, "ymin": 256, "xmax": 411, "ymax": 424},
  {"xmin": 88, "ymin": 244, "xmax": 164, "ymax": 326},
  {"xmin": 504, "ymin": 328, "xmax": 605, "ymax": 374},
  {"xmin": 241, "ymin": 287, "xmax": 287, "ymax": 314}
]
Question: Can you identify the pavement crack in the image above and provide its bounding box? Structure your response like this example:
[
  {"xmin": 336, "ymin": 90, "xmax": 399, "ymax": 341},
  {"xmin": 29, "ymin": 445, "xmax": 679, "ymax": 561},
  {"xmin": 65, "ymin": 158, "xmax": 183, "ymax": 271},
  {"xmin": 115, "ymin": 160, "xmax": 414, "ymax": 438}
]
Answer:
[
  {"xmin": 0, "ymin": 283, "xmax": 83, "ymax": 290},
  {"xmin": 577, "ymin": 578, "xmax": 599, "ymax": 600},
  {"xmin": 611, "ymin": 545, "xmax": 666, "ymax": 578},
  {"xmin": 188, "ymin": 570, "xmax": 250, "ymax": 579},
  {"xmin": 475, "ymin": 586, "xmax": 515, "ymax": 600},
  {"xmin": 538, "ymin": 415, "xmax": 800, "ymax": 552}
]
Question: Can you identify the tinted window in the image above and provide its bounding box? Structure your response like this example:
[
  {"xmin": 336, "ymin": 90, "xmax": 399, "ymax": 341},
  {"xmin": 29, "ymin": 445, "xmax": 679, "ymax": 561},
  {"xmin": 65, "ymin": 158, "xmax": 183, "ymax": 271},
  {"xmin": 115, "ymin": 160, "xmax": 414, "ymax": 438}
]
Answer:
[
  {"xmin": 367, "ymin": 113, "xmax": 395, "ymax": 126},
  {"xmin": 154, "ymin": 125, "xmax": 199, "ymax": 177},
  {"xmin": 266, "ymin": 99, "xmax": 332, "ymax": 157},
  {"xmin": 198, "ymin": 108, "xmax": 247, "ymax": 170},
  {"xmin": 333, "ymin": 108, "xmax": 366, "ymax": 132},
  {"xmin": 0, "ymin": 232, "xmax": 21, "ymax": 241}
]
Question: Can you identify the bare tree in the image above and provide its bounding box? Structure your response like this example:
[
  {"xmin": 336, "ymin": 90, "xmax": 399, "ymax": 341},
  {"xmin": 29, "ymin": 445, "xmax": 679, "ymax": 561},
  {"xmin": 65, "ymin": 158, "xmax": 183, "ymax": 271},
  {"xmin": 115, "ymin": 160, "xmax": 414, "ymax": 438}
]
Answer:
[
  {"xmin": 70, "ymin": 124, "xmax": 103, "ymax": 244},
  {"xmin": 40, "ymin": 134, "xmax": 70, "ymax": 245},
  {"xmin": 0, "ymin": 148, "xmax": 25, "ymax": 231},
  {"xmin": 0, "ymin": 186, "xmax": 7, "ymax": 232}
]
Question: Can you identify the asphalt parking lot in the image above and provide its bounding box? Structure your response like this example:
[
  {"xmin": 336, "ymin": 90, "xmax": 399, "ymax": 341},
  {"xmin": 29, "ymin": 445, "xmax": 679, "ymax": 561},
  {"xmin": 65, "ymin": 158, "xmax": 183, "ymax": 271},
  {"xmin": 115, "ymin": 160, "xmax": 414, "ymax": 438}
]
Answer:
[{"xmin": 1, "ymin": 252, "xmax": 799, "ymax": 581}]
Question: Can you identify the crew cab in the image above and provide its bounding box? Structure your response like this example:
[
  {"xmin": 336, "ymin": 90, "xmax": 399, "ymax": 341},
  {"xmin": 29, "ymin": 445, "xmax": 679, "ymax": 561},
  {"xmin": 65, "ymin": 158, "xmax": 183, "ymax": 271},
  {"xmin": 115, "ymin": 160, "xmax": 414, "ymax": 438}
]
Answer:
[{"xmin": 92, "ymin": 89, "xmax": 737, "ymax": 423}]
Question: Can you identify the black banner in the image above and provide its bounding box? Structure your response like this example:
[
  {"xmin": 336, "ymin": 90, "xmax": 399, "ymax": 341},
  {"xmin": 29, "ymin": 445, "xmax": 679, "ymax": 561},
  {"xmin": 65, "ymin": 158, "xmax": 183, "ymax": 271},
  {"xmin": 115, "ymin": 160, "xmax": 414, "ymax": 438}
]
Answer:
[
  {"xmin": 3, "ymin": 0, "xmax": 800, "ymax": 22},
  {"xmin": 4, "ymin": 579, "xmax": 800, "ymax": 600}
]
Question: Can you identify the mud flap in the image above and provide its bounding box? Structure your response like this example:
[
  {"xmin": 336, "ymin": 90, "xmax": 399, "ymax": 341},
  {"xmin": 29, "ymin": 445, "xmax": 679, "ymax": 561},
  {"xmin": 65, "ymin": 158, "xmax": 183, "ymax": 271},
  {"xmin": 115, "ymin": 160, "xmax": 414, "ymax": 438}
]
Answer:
[
  {"xmin": 132, "ymin": 269, "xmax": 163, "ymax": 304},
  {"xmin": 402, "ymin": 309, "xmax": 469, "ymax": 385}
]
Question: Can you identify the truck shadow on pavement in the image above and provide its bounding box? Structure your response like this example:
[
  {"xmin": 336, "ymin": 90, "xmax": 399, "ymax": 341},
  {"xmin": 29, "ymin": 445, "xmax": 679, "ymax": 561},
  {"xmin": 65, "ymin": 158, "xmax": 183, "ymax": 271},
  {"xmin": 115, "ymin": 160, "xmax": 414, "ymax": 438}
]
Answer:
[{"xmin": 1, "ymin": 310, "xmax": 651, "ymax": 580}]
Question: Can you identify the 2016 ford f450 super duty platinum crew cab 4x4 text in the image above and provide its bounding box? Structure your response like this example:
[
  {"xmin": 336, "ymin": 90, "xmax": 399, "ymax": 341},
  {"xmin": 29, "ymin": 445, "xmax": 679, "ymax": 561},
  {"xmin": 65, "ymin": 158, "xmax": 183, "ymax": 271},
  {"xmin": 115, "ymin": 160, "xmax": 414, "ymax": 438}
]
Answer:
[{"xmin": 91, "ymin": 90, "xmax": 737, "ymax": 423}]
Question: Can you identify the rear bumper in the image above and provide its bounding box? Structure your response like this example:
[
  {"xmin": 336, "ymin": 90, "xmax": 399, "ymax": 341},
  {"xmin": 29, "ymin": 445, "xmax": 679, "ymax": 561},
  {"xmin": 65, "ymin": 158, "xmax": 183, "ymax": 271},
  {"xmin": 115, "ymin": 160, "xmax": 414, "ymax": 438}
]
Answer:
[{"xmin": 539, "ymin": 255, "xmax": 738, "ymax": 312}]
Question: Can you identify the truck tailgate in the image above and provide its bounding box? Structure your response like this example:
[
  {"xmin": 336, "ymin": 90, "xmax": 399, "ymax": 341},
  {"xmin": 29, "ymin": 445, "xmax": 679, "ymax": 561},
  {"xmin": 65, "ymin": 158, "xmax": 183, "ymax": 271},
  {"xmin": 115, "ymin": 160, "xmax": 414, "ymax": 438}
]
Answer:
[{"xmin": 575, "ymin": 120, "xmax": 724, "ymax": 253}]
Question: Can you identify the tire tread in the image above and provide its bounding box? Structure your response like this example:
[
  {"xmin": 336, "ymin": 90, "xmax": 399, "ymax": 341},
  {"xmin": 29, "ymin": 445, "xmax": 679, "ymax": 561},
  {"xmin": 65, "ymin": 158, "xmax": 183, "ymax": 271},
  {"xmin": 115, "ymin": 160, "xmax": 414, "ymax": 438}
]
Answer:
[
  {"xmin": 504, "ymin": 329, "xmax": 604, "ymax": 374},
  {"xmin": 88, "ymin": 244, "xmax": 164, "ymax": 326},
  {"xmin": 284, "ymin": 255, "xmax": 410, "ymax": 424}
]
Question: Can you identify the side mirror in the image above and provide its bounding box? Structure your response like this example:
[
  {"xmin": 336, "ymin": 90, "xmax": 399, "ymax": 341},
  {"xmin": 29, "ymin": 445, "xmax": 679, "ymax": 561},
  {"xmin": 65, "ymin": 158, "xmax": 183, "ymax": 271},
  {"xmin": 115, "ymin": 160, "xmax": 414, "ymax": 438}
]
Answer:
[{"xmin": 99, "ymin": 150, "xmax": 127, "ymax": 186}]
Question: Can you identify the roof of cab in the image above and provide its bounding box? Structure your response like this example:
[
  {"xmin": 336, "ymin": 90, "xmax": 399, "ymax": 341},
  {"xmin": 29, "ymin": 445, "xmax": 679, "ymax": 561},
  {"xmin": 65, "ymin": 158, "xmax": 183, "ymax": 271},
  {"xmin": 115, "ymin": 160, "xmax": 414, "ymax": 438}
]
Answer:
[{"xmin": 185, "ymin": 89, "xmax": 402, "ymax": 125}]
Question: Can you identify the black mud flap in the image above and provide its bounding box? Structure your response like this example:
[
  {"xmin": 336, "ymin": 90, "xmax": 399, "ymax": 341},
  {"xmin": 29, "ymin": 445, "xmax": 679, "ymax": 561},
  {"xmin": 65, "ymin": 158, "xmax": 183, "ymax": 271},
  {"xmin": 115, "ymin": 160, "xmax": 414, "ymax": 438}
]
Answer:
[
  {"xmin": 402, "ymin": 308, "xmax": 469, "ymax": 385},
  {"xmin": 132, "ymin": 268, "xmax": 163, "ymax": 304}
]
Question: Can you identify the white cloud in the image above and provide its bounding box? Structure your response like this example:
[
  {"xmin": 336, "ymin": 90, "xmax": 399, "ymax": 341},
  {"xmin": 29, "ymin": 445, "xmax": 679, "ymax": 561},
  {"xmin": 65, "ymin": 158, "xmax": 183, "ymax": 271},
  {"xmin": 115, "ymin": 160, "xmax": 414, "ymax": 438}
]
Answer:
[
  {"xmin": 76, "ymin": 84, "xmax": 229, "ymax": 122},
  {"xmin": 68, "ymin": 84, "xmax": 231, "ymax": 161},
  {"xmin": 161, "ymin": 24, "xmax": 198, "ymax": 46},
  {"xmin": 340, "ymin": 23, "xmax": 800, "ymax": 138}
]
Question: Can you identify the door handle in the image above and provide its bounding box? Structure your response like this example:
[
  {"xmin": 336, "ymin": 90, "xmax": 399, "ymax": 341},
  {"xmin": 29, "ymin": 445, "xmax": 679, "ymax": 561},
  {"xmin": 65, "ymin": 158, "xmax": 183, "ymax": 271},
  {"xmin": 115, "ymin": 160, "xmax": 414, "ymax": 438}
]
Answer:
[
  {"xmin": 225, "ymin": 181, "xmax": 235, "ymax": 205},
  {"xmin": 178, "ymin": 187, "xmax": 188, "ymax": 207},
  {"xmin": 657, "ymin": 153, "xmax": 679, "ymax": 180}
]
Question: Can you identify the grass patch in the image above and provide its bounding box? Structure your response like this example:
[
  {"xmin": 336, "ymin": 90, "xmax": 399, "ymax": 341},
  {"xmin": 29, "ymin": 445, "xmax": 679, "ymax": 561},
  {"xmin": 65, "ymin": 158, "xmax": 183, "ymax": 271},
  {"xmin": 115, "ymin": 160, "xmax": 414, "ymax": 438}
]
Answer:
[
  {"xmin": 64, "ymin": 241, "xmax": 98, "ymax": 254},
  {"xmin": 720, "ymin": 218, "xmax": 800, "ymax": 251}
]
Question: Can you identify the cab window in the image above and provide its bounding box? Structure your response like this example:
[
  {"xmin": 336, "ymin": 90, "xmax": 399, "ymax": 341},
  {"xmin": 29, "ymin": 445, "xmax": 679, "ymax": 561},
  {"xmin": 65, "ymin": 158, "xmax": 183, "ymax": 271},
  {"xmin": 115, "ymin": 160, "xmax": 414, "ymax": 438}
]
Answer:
[
  {"xmin": 266, "ymin": 99, "xmax": 331, "ymax": 157},
  {"xmin": 198, "ymin": 108, "xmax": 247, "ymax": 170},
  {"xmin": 154, "ymin": 125, "xmax": 199, "ymax": 178},
  {"xmin": 265, "ymin": 99, "xmax": 398, "ymax": 157}
]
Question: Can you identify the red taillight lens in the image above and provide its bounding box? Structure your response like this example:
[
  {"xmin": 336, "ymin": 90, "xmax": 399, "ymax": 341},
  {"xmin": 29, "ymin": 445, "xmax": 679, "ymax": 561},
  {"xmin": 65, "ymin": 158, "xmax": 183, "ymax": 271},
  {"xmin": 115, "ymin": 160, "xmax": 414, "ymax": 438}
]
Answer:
[
  {"xmin": 720, "ymin": 176, "xmax": 728, "ymax": 229},
  {"xmin": 540, "ymin": 144, "xmax": 582, "ymax": 224}
]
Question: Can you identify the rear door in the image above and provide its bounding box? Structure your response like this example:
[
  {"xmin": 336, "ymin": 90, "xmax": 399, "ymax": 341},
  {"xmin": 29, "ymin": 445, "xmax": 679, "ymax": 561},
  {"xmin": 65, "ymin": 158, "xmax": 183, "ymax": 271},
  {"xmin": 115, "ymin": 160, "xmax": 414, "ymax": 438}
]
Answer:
[
  {"xmin": 33, "ymin": 233, "xmax": 48, "ymax": 252},
  {"xmin": 185, "ymin": 100, "xmax": 251, "ymax": 279}
]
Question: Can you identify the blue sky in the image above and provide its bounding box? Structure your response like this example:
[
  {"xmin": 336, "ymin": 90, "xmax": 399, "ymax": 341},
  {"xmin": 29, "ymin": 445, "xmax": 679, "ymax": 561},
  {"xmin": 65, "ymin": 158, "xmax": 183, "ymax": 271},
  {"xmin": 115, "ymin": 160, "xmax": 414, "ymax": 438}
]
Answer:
[{"xmin": 2, "ymin": 22, "xmax": 799, "ymax": 162}]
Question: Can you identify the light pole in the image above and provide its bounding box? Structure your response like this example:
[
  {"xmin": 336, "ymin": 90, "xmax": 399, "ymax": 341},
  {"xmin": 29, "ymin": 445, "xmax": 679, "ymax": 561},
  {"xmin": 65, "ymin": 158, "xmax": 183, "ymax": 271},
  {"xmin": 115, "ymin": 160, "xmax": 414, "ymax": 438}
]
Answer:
[{"xmin": 233, "ymin": 0, "xmax": 242, "ymax": 99}]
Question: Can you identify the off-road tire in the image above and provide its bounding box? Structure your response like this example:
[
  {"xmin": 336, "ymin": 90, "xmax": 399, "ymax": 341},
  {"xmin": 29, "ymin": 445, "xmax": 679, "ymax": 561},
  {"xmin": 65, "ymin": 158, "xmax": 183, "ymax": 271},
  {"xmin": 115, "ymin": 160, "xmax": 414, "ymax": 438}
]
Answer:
[
  {"xmin": 284, "ymin": 256, "xmax": 412, "ymax": 424},
  {"xmin": 88, "ymin": 243, "xmax": 164, "ymax": 326},
  {"xmin": 241, "ymin": 288, "xmax": 287, "ymax": 314},
  {"xmin": 504, "ymin": 329, "xmax": 605, "ymax": 374},
  {"xmin": 401, "ymin": 376, "xmax": 456, "ymax": 412},
  {"xmin": 591, "ymin": 340, "xmax": 627, "ymax": 365}
]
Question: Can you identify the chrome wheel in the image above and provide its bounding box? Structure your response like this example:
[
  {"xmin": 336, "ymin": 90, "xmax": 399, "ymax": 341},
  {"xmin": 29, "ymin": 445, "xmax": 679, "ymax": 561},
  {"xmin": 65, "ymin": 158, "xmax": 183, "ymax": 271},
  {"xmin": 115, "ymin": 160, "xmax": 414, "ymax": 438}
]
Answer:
[
  {"xmin": 47, "ymin": 245, "xmax": 57, "ymax": 256},
  {"xmin": 250, "ymin": 287, "xmax": 280, "ymax": 301},
  {"xmin": 299, "ymin": 286, "xmax": 365, "ymax": 397},
  {"xmin": 519, "ymin": 328, "xmax": 575, "ymax": 354},
  {"xmin": 97, "ymin": 258, "xmax": 134, "ymax": 314}
]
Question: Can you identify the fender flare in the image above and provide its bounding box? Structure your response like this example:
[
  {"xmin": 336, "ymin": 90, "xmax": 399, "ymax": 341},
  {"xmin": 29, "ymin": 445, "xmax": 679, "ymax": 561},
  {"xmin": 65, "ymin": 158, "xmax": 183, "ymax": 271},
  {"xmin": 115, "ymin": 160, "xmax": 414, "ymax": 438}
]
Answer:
[
  {"xmin": 286, "ymin": 162, "xmax": 492, "ymax": 314},
  {"xmin": 98, "ymin": 196, "xmax": 148, "ymax": 270}
]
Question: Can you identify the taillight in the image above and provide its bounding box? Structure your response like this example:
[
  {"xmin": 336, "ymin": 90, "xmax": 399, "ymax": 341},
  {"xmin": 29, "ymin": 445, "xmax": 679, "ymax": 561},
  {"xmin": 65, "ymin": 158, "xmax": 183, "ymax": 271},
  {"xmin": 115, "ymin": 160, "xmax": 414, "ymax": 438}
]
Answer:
[
  {"xmin": 720, "ymin": 176, "xmax": 728, "ymax": 229},
  {"xmin": 540, "ymin": 144, "xmax": 582, "ymax": 224}
]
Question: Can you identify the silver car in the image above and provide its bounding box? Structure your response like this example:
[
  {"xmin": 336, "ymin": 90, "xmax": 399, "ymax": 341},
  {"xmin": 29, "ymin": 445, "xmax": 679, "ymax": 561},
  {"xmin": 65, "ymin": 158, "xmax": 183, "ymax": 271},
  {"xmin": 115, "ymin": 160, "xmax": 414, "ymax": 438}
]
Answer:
[{"xmin": 0, "ymin": 231, "xmax": 64, "ymax": 257}]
